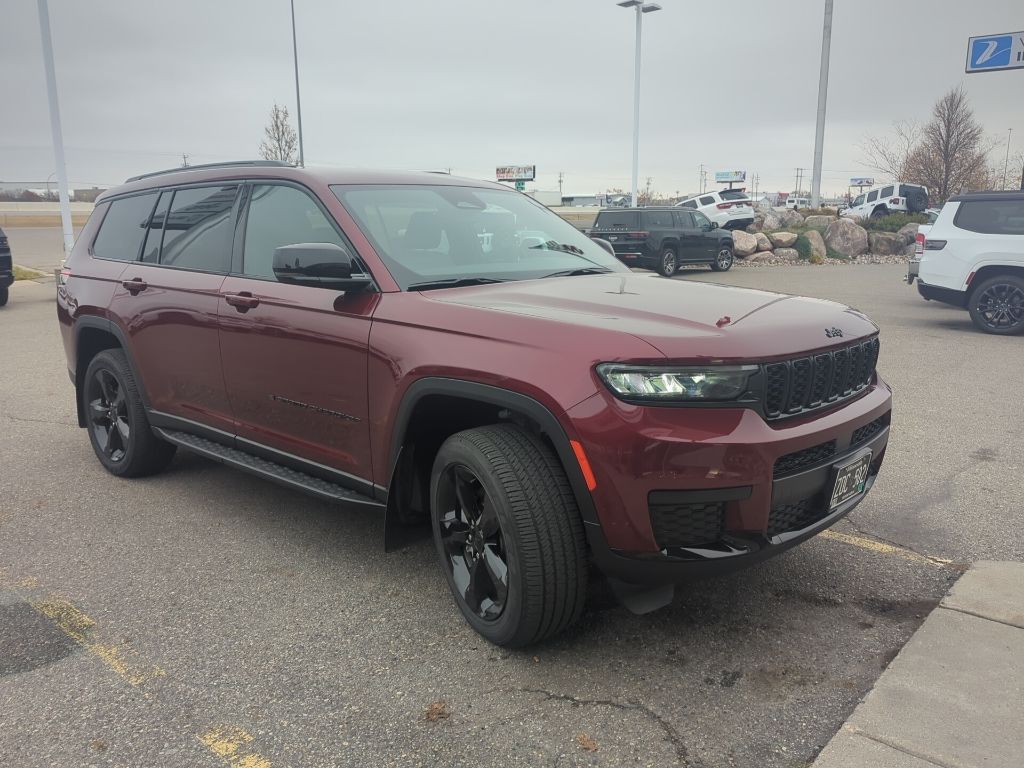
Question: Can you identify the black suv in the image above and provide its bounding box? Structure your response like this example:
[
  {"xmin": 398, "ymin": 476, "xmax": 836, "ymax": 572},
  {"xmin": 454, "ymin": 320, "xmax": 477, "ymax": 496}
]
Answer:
[
  {"xmin": 0, "ymin": 226, "xmax": 12, "ymax": 307},
  {"xmin": 589, "ymin": 207, "xmax": 734, "ymax": 276}
]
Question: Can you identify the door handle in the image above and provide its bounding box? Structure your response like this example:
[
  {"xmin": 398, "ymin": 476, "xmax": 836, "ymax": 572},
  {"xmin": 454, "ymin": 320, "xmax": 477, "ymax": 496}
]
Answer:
[
  {"xmin": 121, "ymin": 278, "xmax": 148, "ymax": 294},
  {"xmin": 224, "ymin": 292, "xmax": 260, "ymax": 310}
]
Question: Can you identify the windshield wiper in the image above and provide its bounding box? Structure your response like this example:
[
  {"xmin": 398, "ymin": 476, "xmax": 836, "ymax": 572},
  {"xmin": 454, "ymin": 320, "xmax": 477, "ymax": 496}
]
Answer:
[
  {"xmin": 540, "ymin": 267, "xmax": 613, "ymax": 278},
  {"xmin": 407, "ymin": 277, "xmax": 507, "ymax": 291},
  {"xmin": 529, "ymin": 240, "xmax": 585, "ymax": 255}
]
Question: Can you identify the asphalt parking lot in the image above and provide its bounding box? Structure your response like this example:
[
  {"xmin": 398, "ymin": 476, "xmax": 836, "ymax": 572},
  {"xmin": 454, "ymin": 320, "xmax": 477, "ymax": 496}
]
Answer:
[{"xmin": 1, "ymin": 260, "xmax": 1020, "ymax": 768}]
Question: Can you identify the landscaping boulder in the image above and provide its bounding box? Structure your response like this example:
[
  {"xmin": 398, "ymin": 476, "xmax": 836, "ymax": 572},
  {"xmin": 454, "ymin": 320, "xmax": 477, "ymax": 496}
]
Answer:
[
  {"xmin": 746, "ymin": 215, "xmax": 763, "ymax": 233},
  {"xmin": 754, "ymin": 232, "xmax": 773, "ymax": 252},
  {"xmin": 903, "ymin": 242, "xmax": 918, "ymax": 256},
  {"xmin": 779, "ymin": 209, "xmax": 804, "ymax": 228},
  {"xmin": 746, "ymin": 250, "xmax": 774, "ymax": 262},
  {"xmin": 767, "ymin": 231, "xmax": 797, "ymax": 248},
  {"xmin": 804, "ymin": 228, "xmax": 827, "ymax": 259},
  {"xmin": 773, "ymin": 247, "xmax": 800, "ymax": 262},
  {"xmin": 868, "ymin": 232, "xmax": 903, "ymax": 255},
  {"xmin": 804, "ymin": 214, "xmax": 836, "ymax": 231},
  {"xmin": 732, "ymin": 229, "xmax": 758, "ymax": 257},
  {"xmin": 755, "ymin": 209, "xmax": 784, "ymax": 232},
  {"xmin": 825, "ymin": 218, "xmax": 868, "ymax": 257},
  {"xmin": 896, "ymin": 222, "xmax": 920, "ymax": 245}
]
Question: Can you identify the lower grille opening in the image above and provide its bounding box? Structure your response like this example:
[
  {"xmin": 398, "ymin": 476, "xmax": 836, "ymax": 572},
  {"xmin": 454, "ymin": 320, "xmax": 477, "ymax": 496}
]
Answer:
[
  {"xmin": 774, "ymin": 440, "xmax": 837, "ymax": 478},
  {"xmin": 851, "ymin": 413, "xmax": 890, "ymax": 447},
  {"xmin": 767, "ymin": 495, "xmax": 829, "ymax": 537},
  {"xmin": 650, "ymin": 500, "xmax": 725, "ymax": 549}
]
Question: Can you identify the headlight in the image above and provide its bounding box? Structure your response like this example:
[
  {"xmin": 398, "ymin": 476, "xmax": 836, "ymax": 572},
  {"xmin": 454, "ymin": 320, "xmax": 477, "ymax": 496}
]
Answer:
[{"xmin": 596, "ymin": 364, "xmax": 758, "ymax": 401}]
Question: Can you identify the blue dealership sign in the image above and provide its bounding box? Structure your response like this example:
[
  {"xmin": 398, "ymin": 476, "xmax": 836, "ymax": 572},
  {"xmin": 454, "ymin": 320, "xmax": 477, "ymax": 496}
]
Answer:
[{"xmin": 966, "ymin": 32, "xmax": 1024, "ymax": 73}]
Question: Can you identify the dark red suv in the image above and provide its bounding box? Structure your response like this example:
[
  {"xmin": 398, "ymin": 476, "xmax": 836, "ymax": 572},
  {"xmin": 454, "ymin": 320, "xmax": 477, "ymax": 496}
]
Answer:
[{"xmin": 57, "ymin": 162, "xmax": 891, "ymax": 646}]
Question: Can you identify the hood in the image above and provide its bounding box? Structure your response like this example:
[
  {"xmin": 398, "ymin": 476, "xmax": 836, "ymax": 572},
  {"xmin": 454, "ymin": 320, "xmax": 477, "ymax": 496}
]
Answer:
[{"xmin": 424, "ymin": 273, "xmax": 878, "ymax": 362}]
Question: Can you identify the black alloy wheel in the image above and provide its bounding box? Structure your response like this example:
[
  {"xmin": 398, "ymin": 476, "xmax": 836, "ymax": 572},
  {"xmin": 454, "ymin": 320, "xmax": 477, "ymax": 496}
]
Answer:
[
  {"xmin": 87, "ymin": 367, "xmax": 130, "ymax": 464},
  {"xmin": 969, "ymin": 276, "xmax": 1024, "ymax": 335},
  {"xmin": 435, "ymin": 464, "xmax": 509, "ymax": 621}
]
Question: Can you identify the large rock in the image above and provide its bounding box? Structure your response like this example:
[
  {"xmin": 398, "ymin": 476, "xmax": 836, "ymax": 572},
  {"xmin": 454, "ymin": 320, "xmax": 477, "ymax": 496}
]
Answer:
[
  {"xmin": 732, "ymin": 229, "xmax": 758, "ymax": 257},
  {"xmin": 825, "ymin": 218, "xmax": 868, "ymax": 257},
  {"xmin": 896, "ymin": 222, "xmax": 920, "ymax": 245},
  {"xmin": 754, "ymin": 232, "xmax": 773, "ymax": 252},
  {"xmin": 804, "ymin": 214, "xmax": 837, "ymax": 231},
  {"xmin": 779, "ymin": 209, "xmax": 805, "ymax": 228},
  {"xmin": 773, "ymin": 247, "xmax": 800, "ymax": 262},
  {"xmin": 903, "ymin": 242, "xmax": 918, "ymax": 256},
  {"xmin": 768, "ymin": 231, "xmax": 797, "ymax": 248},
  {"xmin": 755, "ymin": 209, "xmax": 784, "ymax": 232},
  {"xmin": 868, "ymin": 232, "xmax": 904, "ymax": 255},
  {"xmin": 804, "ymin": 228, "xmax": 827, "ymax": 259}
]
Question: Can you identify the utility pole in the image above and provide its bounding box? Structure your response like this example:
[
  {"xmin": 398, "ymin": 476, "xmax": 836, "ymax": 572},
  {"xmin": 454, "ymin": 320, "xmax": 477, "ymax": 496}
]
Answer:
[
  {"xmin": 181, "ymin": 153, "xmax": 190, "ymax": 168},
  {"xmin": 644, "ymin": 176, "xmax": 652, "ymax": 204},
  {"xmin": 558, "ymin": 171, "xmax": 564, "ymax": 199},
  {"xmin": 290, "ymin": 0, "xmax": 305, "ymax": 167},
  {"xmin": 1002, "ymin": 128, "xmax": 1013, "ymax": 189},
  {"xmin": 809, "ymin": 0, "xmax": 834, "ymax": 209}
]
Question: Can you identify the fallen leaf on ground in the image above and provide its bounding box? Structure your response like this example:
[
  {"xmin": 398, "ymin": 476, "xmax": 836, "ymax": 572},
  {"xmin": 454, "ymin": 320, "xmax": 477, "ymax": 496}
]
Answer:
[
  {"xmin": 576, "ymin": 733, "xmax": 598, "ymax": 752},
  {"xmin": 424, "ymin": 701, "xmax": 451, "ymax": 722}
]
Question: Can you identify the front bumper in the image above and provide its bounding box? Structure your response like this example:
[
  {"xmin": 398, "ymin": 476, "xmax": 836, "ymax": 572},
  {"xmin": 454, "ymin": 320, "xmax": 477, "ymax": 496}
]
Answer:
[{"xmin": 566, "ymin": 380, "xmax": 892, "ymax": 584}]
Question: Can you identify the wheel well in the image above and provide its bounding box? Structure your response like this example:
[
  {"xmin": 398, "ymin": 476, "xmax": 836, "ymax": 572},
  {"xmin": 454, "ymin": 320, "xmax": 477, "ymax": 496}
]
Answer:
[
  {"xmin": 387, "ymin": 394, "xmax": 557, "ymax": 524},
  {"xmin": 970, "ymin": 264, "xmax": 1024, "ymax": 296},
  {"xmin": 74, "ymin": 327, "xmax": 121, "ymax": 426}
]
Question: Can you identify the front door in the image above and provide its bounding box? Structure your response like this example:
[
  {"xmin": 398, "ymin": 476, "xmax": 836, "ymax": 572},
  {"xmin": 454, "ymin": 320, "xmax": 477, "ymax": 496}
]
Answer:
[
  {"xmin": 217, "ymin": 182, "xmax": 378, "ymax": 488},
  {"xmin": 691, "ymin": 211, "xmax": 719, "ymax": 260},
  {"xmin": 672, "ymin": 210, "xmax": 703, "ymax": 261}
]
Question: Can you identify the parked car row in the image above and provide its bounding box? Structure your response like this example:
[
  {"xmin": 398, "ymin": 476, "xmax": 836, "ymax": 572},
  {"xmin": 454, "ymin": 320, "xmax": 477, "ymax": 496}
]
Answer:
[{"xmin": 0, "ymin": 225, "xmax": 12, "ymax": 307}]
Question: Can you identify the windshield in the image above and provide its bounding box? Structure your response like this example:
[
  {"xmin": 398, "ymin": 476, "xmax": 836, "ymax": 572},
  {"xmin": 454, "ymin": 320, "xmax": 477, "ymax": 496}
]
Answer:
[
  {"xmin": 853, "ymin": 194, "xmax": 865, "ymax": 206},
  {"xmin": 333, "ymin": 184, "xmax": 628, "ymax": 290}
]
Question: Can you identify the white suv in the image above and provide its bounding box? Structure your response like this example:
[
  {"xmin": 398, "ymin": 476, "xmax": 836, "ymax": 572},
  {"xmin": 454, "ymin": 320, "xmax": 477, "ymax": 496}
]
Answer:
[
  {"xmin": 916, "ymin": 191, "xmax": 1024, "ymax": 335},
  {"xmin": 841, "ymin": 183, "xmax": 929, "ymax": 220},
  {"xmin": 675, "ymin": 190, "xmax": 754, "ymax": 230}
]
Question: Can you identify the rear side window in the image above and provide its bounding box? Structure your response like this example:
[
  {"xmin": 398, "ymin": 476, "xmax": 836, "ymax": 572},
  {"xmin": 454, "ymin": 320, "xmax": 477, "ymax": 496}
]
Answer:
[
  {"xmin": 159, "ymin": 185, "xmax": 239, "ymax": 272},
  {"xmin": 699, "ymin": 196, "xmax": 715, "ymax": 206},
  {"xmin": 720, "ymin": 190, "xmax": 747, "ymax": 201},
  {"xmin": 867, "ymin": 190, "xmax": 878, "ymax": 203},
  {"xmin": 880, "ymin": 185, "xmax": 894, "ymax": 197},
  {"xmin": 595, "ymin": 211, "xmax": 638, "ymax": 228},
  {"xmin": 643, "ymin": 210, "xmax": 672, "ymax": 228},
  {"xmin": 92, "ymin": 192, "xmax": 158, "ymax": 261},
  {"xmin": 679, "ymin": 200, "xmax": 697, "ymax": 209},
  {"xmin": 954, "ymin": 200, "xmax": 1024, "ymax": 235},
  {"xmin": 673, "ymin": 210, "xmax": 695, "ymax": 228}
]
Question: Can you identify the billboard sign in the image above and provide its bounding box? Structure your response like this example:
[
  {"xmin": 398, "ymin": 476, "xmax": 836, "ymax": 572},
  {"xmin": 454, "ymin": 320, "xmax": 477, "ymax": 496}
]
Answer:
[
  {"xmin": 850, "ymin": 177, "xmax": 874, "ymax": 186},
  {"xmin": 966, "ymin": 32, "xmax": 1024, "ymax": 73},
  {"xmin": 496, "ymin": 165, "xmax": 536, "ymax": 182},
  {"xmin": 714, "ymin": 170, "xmax": 746, "ymax": 183}
]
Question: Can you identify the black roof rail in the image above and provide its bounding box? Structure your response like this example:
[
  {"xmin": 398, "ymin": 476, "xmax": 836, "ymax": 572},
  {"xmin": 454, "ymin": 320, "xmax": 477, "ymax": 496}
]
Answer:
[{"xmin": 125, "ymin": 160, "xmax": 294, "ymax": 183}]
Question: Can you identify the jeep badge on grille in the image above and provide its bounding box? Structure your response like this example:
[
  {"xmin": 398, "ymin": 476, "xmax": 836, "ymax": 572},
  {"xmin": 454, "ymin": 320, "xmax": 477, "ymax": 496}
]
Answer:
[{"xmin": 825, "ymin": 327, "xmax": 844, "ymax": 338}]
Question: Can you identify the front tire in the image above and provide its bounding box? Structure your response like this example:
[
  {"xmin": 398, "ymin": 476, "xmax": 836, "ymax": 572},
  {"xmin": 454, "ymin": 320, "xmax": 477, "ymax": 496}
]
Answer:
[
  {"xmin": 430, "ymin": 425, "xmax": 588, "ymax": 647},
  {"xmin": 968, "ymin": 275, "xmax": 1024, "ymax": 335},
  {"xmin": 0, "ymin": 286, "xmax": 8, "ymax": 307},
  {"xmin": 658, "ymin": 247, "xmax": 678, "ymax": 277},
  {"xmin": 710, "ymin": 245, "xmax": 734, "ymax": 272},
  {"xmin": 83, "ymin": 349, "xmax": 176, "ymax": 477},
  {"xmin": 870, "ymin": 207, "xmax": 888, "ymax": 219}
]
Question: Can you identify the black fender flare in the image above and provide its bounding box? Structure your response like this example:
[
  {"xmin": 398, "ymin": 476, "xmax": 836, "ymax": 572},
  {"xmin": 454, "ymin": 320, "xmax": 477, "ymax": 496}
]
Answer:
[{"xmin": 72, "ymin": 316, "xmax": 151, "ymax": 425}]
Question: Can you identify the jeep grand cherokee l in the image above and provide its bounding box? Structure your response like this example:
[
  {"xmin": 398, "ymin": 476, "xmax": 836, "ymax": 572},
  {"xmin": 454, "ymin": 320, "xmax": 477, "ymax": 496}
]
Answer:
[{"xmin": 57, "ymin": 162, "xmax": 891, "ymax": 646}]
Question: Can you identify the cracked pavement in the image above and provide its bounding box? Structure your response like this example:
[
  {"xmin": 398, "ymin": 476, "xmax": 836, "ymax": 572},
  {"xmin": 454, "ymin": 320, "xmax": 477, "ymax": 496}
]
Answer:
[{"xmin": 1, "ymin": 264, "xmax": 1019, "ymax": 767}]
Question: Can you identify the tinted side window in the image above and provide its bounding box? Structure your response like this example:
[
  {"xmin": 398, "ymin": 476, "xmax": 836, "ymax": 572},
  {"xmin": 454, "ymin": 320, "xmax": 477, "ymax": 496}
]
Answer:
[
  {"xmin": 680, "ymin": 200, "xmax": 697, "ymax": 209},
  {"xmin": 595, "ymin": 211, "xmax": 638, "ymax": 228},
  {"xmin": 141, "ymin": 191, "xmax": 171, "ymax": 263},
  {"xmin": 92, "ymin": 192, "xmax": 158, "ymax": 261},
  {"xmin": 955, "ymin": 200, "xmax": 1024, "ymax": 235},
  {"xmin": 643, "ymin": 210, "xmax": 672, "ymax": 228},
  {"xmin": 673, "ymin": 210, "xmax": 695, "ymax": 228},
  {"xmin": 880, "ymin": 185, "xmax": 894, "ymax": 197},
  {"xmin": 243, "ymin": 184, "xmax": 346, "ymax": 279},
  {"xmin": 693, "ymin": 212, "xmax": 712, "ymax": 229},
  {"xmin": 867, "ymin": 190, "xmax": 878, "ymax": 203},
  {"xmin": 160, "ymin": 186, "xmax": 238, "ymax": 272},
  {"xmin": 699, "ymin": 196, "xmax": 715, "ymax": 206}
]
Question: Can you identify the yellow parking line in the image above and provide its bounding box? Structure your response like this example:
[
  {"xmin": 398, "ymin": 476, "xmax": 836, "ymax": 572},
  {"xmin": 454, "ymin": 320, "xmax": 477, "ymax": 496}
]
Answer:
[
  {"xmin": 198, "ymin": 726, "xmax": 272, "ymax": 768},
  {"xmin": 30, "ymin": 597, "xmax": 167, "ymax": 687},
  {"xmin": 820, "ymin": 529, "xmax": 952, "ymax": 566}
]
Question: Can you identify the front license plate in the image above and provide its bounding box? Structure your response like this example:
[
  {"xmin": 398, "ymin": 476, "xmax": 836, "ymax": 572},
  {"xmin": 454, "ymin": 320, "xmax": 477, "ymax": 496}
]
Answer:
[{"xmin": 829, "ymin": 452, "xmax": 872, "ymax": 510}]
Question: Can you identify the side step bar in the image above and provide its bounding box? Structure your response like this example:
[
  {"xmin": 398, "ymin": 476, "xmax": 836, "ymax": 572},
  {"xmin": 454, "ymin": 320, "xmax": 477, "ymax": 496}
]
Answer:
[{"xmin": 155, "ymin": 429, "xmax": 384, "ymax": 510}]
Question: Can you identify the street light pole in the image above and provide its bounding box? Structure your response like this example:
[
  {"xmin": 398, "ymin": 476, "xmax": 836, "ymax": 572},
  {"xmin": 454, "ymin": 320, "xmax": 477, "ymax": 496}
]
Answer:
[
  {"xmin": 1002, "ymin": 127, "xmax": 1013, "ymax": 189},
  {"xmin": 36, "ymin": 0, "xmax": 74, "ymax": 255},
  {"xmin": 618, "ymin": 1, "xmax": 661, "ymax": 208},
  {"xmin": 809, "ymin": 0, "xmax": 833, "ymax": 210},
  {"xmin": 290, "ymin": 0, "xmax": 305, "ymax": 167}
]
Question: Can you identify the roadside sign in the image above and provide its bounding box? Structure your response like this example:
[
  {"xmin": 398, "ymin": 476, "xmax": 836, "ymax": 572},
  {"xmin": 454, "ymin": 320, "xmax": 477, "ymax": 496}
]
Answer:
[
  {"xmin": 966, "ymin": 32, "xmax": 1024, "ymax": 73},
  {"xmin": 850, "ymin": 177, "xmax": 874, "ymax": 186},
  {"xmin": 514, "ymin": 180, "xmax": 526, "ymax": 192},
  {"xmin": 496, "ymin": 165, "xmax": 536, "ymax": 182},
  {"xmin": 714, "ymin": 170, "xmax": 745, "ymax": 183}
]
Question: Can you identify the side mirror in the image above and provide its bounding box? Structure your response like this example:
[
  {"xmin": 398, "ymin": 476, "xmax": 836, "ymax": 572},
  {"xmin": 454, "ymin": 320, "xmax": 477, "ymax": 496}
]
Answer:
[
  {"xmin": 711, "ymin": 221, "xmax": 719, "ymax": 230},
  {"xmin": 272, "ymin": 242, "xmax": 372, "ymax": 291},
  {"xmin": 590, "ymin": 237, "xmax": 616, "ymax": 256}
]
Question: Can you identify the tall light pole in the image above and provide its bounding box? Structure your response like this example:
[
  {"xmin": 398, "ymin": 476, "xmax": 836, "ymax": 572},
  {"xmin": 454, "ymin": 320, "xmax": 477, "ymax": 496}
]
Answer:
[
  {"xmin": 809, "ymin": 0, "xmax": 833, "ymax": 209},
  {"xmin": 1002, "ymin": 128, "xmax": 1013, "ymax": 189},
  {"xmin": 290, "ymin": 0, "xmax": 305, "ymax": 167},
  {"xmin": 618, "ymin": 0, "xmax": 661, "ymax": 208},
  {"xmin": 36, "ymin": 0, "xmax": 74, "ymax": 254}
]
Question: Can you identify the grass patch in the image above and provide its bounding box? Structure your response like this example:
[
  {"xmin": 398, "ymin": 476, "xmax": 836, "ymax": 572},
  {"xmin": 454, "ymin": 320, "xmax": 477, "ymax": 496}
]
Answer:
[
  {"xmin": 13, "ymin": 265, "xmax": 48, "ymax": 281},
  {"xmin": 861, "ymin": 212, "xmax": 928, "ymax": 232},
  {"xmin": 800, "ymin": 207, "xmax": 838, "ymax": 217},
  {"xmin": 793, "ymin": 234, "xmax": 812, "ymax": 261}
]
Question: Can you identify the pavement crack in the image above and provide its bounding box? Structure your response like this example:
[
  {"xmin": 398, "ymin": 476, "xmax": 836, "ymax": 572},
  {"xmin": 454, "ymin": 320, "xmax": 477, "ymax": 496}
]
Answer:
[
  {"xmin": 840, "ymin": 516, "xmax": 960, "ymax": 568},
  {"xmin": 511, "ymin": 687, "xmax": 693, "ymax": 765},
  {"xmin": 1, "ymin": 413, "xmax": 77, "ymax": 428}
]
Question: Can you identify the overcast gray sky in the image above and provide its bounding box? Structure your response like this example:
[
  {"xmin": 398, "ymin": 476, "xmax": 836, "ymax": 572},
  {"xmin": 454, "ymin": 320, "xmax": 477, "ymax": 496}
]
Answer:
[{"xmin": 1, "ymin": 0, "xmax": 1021, "ymax": 196}]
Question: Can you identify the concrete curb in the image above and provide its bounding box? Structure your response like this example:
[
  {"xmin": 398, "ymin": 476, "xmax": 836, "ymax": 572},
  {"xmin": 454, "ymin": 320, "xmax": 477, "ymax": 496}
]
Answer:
[{"xmin": 812, "ymin": 561, "xmax": 1024, "ymax": 767}]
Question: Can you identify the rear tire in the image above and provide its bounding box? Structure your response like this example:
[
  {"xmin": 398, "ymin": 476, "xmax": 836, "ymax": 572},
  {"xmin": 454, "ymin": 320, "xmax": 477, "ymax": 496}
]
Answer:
[
  {"xmin": 658, "ymin": 247, "xmax": 678, "ymax": 277},
  {"xmin": 83, "ymin": 349, "xmax": 176, "ymax": 477},
  {"xmin": 0, "ymin": 286, "xmax": 8, "ymax": 307},
  {"xmin": 968, "ymin": 275, "xmax": 1024, "ymax": 335},
  {"xmin": 430, "ymin": 425, "xmax": 588, "ymax": 647},
  {"xmin": 710, "ymin": 245, "xmax": 734, "ymax": 272}
]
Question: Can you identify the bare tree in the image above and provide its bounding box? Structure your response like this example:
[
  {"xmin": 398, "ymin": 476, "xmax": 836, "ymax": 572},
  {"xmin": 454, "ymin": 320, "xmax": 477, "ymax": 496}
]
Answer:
[
  {"xmin": 859, "ymin": 120, "xmax": 920, "ymax": 181},
  {"xmin": 259, "ymin": 103, "xmax": 298, "ymax": 164}
]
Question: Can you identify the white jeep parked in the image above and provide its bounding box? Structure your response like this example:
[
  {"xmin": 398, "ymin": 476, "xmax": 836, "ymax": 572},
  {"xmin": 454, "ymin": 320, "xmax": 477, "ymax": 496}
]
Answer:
[
  {"xmin": 915, "ymin": 191, "xmax": 1024, "ymax": 335},
  {"xmin": 841, "ymin": 183, "xmax": 929, "ymax": 220}
]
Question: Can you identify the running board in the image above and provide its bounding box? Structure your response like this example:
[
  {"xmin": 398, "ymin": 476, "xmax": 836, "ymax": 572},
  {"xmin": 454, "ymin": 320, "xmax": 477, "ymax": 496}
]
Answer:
[{"xmin": 155, "ymin": 429, "xmax": 384, "ymax": 509}]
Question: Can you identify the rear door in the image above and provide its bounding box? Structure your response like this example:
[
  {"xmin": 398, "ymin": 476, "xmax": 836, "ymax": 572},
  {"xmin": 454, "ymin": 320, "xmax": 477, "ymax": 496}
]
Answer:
[
  {"xmin": 110, "ymin": 184, "xmax": 238, "ymax": 434},
  {"xmin": 591, "ymin": 210, "xmax": 644, "ymax": 262},
  {"xmin": 217, "ymin": 181, "xmax": 378, "ymax": 488},
  {"xmin": 641, "ymin": 210, "xmax": 674, "ymax": 257},
  {"xmin": 672, "ymin": 210, "xmax": 702, "ymax": 261}
]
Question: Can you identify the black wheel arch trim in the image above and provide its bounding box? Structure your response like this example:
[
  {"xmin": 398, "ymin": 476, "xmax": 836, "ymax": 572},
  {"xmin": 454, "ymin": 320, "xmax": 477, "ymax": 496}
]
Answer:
[{"xmin": 72, "ymin": 316, "xmax": 150, "ymax": 427}]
